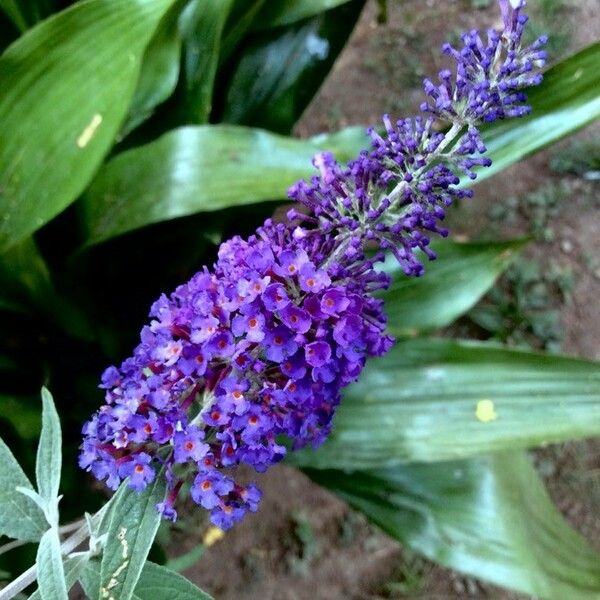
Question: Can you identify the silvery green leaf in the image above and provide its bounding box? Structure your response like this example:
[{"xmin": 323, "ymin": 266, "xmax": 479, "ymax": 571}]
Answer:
[
  {"xmin": 97, "ymin": 477, "xmax": 166, "ymax": 600},
  {"xmin": 36, "ymin": 388, "xmax": 62, "ymax": 524},
  {"xmin": 0, "ymin": 436, "xmax": 46, "ymax": 541},
  {"xmin": 28, "ymin": 554, "xmax": 89, "ymax": 600},
  {"xmin": 35, "ymin": 528, "xmax": 68, "ymax": 600},
  {"xmin": 15, "ymin": 485, "xmax": 48, "ymax": 514}
]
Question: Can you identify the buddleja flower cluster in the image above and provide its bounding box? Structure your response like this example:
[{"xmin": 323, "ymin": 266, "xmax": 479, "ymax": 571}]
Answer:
[{"xmin": 80, "ymin": 0, "xmax": 546, "ymax": 529}]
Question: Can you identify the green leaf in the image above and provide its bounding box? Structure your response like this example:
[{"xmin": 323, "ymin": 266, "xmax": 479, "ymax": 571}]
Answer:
[
  {"xmin": 134, "ymin": 561, "xmax": 214, "ymax": 599},
  {"xmin": 0, "ymin": 394, "xmax": 41, "ymax": 439},
  {"xmin": 165, "ymin": 543, "xmax": 205, "ymax": 573},
  {"xmin": 0, "ymin": 435, "xmax": 46, "ymax": 541},
  {"xmin": 29, "ymin": 555, "xmax": 89, "ymax": 600},
  {"xmin": 79, "ymin": 125, "xmax": 365, "ymax": 245},
  {"xmin": 306, "ymin": 451, "xmax": 600, "ymax": 599},
  {"xmin": 252, "ymin": 0, "xmax": 353, "ymax": 30},
  {"xmin": 219, "ymin": 0, "xmax": 266, "ymax": 63},
  {"xmin": 81, "ymin": 559, "xmax": 213, "ymax": 600},
  {"xmin": 221, "ymin": 0, "xmax": 364, "ymax": 134},
  {"xmin": 0, "ymin": 0, "xmax": 56, "ymax": 32},
  {"xmin": 35, "ymin": 528, "xmax": 68, "ymax": 600},
  {"xmin": 0, "ymin": 237, "xmax": 52, "ymax": 313},
  {"xmin": 121, "ymin": 1, "xmax": 185, "ymax": 137},
  {"xmin": 177, "ymin": 0, "xmax": 234, "ymax": 124},
  {"xmin": 477, "ymin": 43, "xmax": 600, "ymax": 183},
  {"xmin": 98, "ymin": 477, "xmax": 166, "ymax": 600},
  {"xmin": 380, "ymin": 238, "xmax": 525, "ymax": 336},
  {"xmin": 0, "ymin": 237, "xmax": 93, "ymax": 339},
  {"xmin": 36, "ymin": 388, "xmax": 62, "ymax": 512},
  {"xmin": 292, "ymin": 339, "xmax": 600, "ymax": 469},
  {"xmin": 0, "ymin": 0, "xmax": 177, "ymax": 253}
]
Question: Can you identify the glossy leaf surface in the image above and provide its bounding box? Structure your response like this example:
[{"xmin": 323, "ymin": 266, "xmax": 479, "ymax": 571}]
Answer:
[
  {"xmin": 252, "ymin": 0, "xmax": 353, "ymax": 29},
  {"xmin": 177, "ymin": 0, "xmax": 234, "ymax": 124},
  {"xmin": 293, "ymin": 339, "xmax": 600, "ymax": 468},
  {"xmin": 381, "ymin": 239, "xmax": 525, "ymax": 336},
  {"xmin": 80, "ymin": 125, "xmax": 366, "ymax": 245},
  {"xmin": 221, "ymin": 0, "xmax": 364, "ymax": 133},
  {"xmin": 307, "ymin": 452, "xmax": 600, "ymax": 599}
]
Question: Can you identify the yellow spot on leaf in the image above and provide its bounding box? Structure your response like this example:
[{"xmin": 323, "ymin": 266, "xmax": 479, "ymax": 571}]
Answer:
[
  {"xmin": 476, "ymin": 399, "xmax": 497, "ymax": 423},
  {"xmin": 203, "ymin": 526, "xmax": 225, "ymax": 546},
  {"xmin": 77, "ymin": 113, "xmax": 103, "ymax": 148}
]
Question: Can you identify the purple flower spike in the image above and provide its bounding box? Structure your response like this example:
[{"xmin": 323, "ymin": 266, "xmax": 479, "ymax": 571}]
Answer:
[{"xmin": 80, "ymin": 0, "xmax": 546, "ymax": 530}]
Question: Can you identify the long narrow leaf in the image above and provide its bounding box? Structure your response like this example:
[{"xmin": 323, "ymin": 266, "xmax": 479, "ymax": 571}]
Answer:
[
  {"xmin": 0, "ymin": 0, "xmax": 177, "ymax": 252},
  {"xmin": 35, "ymin": 528, "xmax": 68, "ymax": 600},
  {"xmin": 251, "ymin": 0, "xmax": 353, "ymax": 30},
  {"xmin": 292, "ymin": 339, "xmax": 600, "ymax": 468},
  {"xmin": 306, "ymin": 452, "xmax": 600, "ymax": 599},
  {"xmin": 177, "ymin": 0, "xmax": 234, "ymax": 124},
  {"xmin": 28, "ymin": 555, "xmax": 89, "ymax": 600},
  {"xmin": 36, "ymin": 388, "xmax": 62, "ymax": 508},
  {"xmin": 380, "ymin": 238, "xmax": 525, "ymax": 336},
  {"xmin": 121, "ymin": 1, "xmax": 185, "ymax": 137},
  {"xmin": 0, "ymin": 0, "xmax": 56, "ymax": 31},
  {"xmin": 221, "ymin": 0, "xmax": 364, "ymax": 134},
  {"xmin": 79, "ymin": 125, "xmax": 366, "ymax": 245}
]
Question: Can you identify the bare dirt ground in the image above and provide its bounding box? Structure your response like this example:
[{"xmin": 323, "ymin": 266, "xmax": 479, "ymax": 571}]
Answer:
[{"xmin": 182, "ymin": 2, "xmax": 600, "ymax": 598}]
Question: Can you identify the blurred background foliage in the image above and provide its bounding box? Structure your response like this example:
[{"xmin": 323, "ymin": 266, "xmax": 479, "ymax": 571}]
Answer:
[{"xmin": 0, "ymin": 0, "xmax": 599, "ymax": 597}]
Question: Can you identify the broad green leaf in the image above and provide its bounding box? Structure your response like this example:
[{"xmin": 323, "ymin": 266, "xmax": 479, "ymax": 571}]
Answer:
[
  {"xmin": 306, "ymin": 452, "xmax": 600, "ymax": 599},
  {"xmin": 121, "ymin": 1, "xmax": 185, "ymax": 137},
  {"xmin": 98, "ymin": 477, "xmax": 166, "ymax": 600},
  {"xmin": 0, "ymin": 435, "xmax": 46, "ymax": 541},
  {"xmin": 477, "ymin": 43, "xmax": 600, "ymax": 183},
  {"xmin": 0, "ymin": 0, "xmax": 177, "ymax": 253},
  {"xmin": 177, "ymin": 0, "xmax": 234, "ymax": 124},
  {"xmin": 252, "ymin": 0, "xmax": 353, "ymax": 30},
  {"xmin": 36, "ymin": 388, "xmax": 62, "ymax": 512},
  {"xmin": 380, "ymin": 238, "xmax": 525, "ymax": 336},
  {"xmin": 292, "ymin": 339, "xmax": 600, "ymax": 469},
  {"xmin": 79, "ymin": 125, "xmax": 365, "ymax": 245},
  {"xmin": 29, "ymin": 555, "xmax": 89, "ymax": 600},
  {"xmin": 35, "ymin": 528, "xmax": 68, "ymax": 600},
  {"xmin": 221, "ymin": 0, "xmax": 364, "ymax": 134},
  {"xmin": 81, "ymin": 559, "xmax": 213, "ymax": 600}
]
